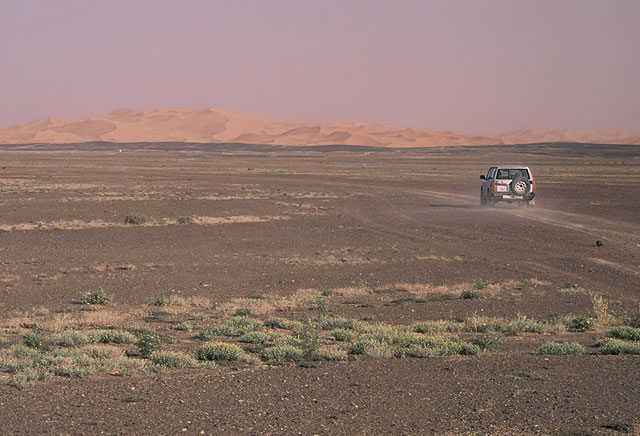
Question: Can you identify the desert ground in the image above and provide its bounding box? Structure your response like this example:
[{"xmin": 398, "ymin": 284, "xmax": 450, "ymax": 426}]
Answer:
[{"xmin": 0, "ymin": 142, "xmax": 639, "ymax": 435}]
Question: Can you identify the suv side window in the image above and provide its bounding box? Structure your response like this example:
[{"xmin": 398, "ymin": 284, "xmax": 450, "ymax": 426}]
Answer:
[{"xmin": 486, "ymin": 167, "xmax": 496, "ymax": 179}]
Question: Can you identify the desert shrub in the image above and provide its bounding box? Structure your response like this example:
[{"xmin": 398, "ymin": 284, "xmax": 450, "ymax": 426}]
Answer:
[
  {"xmin": 605, "ymin": 326, "xmax": 640, "ymax": 341},
  {"xmin": 136, "ymin": 330, "xmax": 161, "ymax": 357},
  {"xmin": 348, "ymin": 338, "xmax": 394, "ymax": 358},
  {"xmin": 263, "ymin": 317, "xmax": 303, "ymax": 331},
  {"xmin": 172, "ymin": 321, "xmax": 193, "ymax": 332},
  {"xmin": 238, "ymin": 332, "xmax": 268, "ymax": 344},
  {"xmin": 590, "ymin": 293, "xmax": 609, "ymax": 324},
  {"xmin": 110, "ymin": 357, "xmax": 154, "ymax": 376},
  {"xmin": 536, "ymin": 342, "xmax": 584, "ymax": 355},
  {"xmin": 313, "ymin": 296, "xmax": 330, "ymax": 317},
  {"xmin": 150, "ymin": 294, "xmax": 186, "ymax": 307},
  {"xmin": 270, "ymin": 333, "xmax": 301, "ymax": 347},
  {"xmin": 331, "ymin": 329, "xmax": 354, "ymax": 342},
  {"xmin": 460, "ymin": 290, "xmax": 480, "ymax": 300},
  {"xmin": 471, "ymin": 332, "xmax": 503, "ymax": 351},
  {"xmin": 124, "ymin": 212, "xmax": 148, "ymax": 225},
  {"xmin": 261, "ymin": 345, "xmax": 304, "ymax": 362},
  {"xmin": 458, "ymin": 343, "xmax": 481, "ymax": 355},
  {"xmin": 196, "ymin": 342, "xmax": 249, "ymax": 362},
  {"xmin": 600, "ymin": 422, "xmax": 634, "ymax": 433},
  {"xmin": 504, "ymin": 314, "xmax": 564, "ymax": 336},
  {"xmin": 51, "ymin": 330, "xmax": 90, "ymax": 347},
  {"xmin": 208, "ymin": 316, "xmax": 263, "ymax": 337},
  {"xmin": 195, "ymin": 328, "xmax": 218, "ymax": 341},
  {"xmin": 32, "ymin": 307, "xmax": 50, "ymax": 316},
  {"xmin": 86, "ymin": 329, "xmax": 136, "ymax": 344},
  {"xmin": 229, "ymin": 316, "xmax": 262, "ymax": 332},
  {"xmin": 81, "ymin": 345, "xmax": 115, "ymax": 360},
  {"xmin": 597, "ymin": 338, "xmax": 640, "ymax": 355},
  {"xmin": 313, "ymin": 346, "xmax": 348, "ymax": 361},
  {"xmin": 177, "ymin": 216, "xmax": 193, "ymax": 224},
  {"xmin": 352, "ymin": 322, "xmax": 398, "ymax": 341},
  {"xmin": 293, "ymin": 321, "xmax": 321, "ymax": 356},
  {"xmin": 234, "ymin": 308, "xmax": 253, "ymax": 316},
  {"xmin": 150, "ymin": 351, "xmax": 198, "ymax": 368},
  {"xmin": 80, "ymin": 288, "xmax": 113, "ymax": 306},
  {"xmin": 10, "ymin": 367, "xmax": 47, "ymax": 388},
  {"xmin": 0, "ymin": 336, "xmax": 12, "ymax": 347},
  {"xmin": 23, "ymin": 329, "xmax": 43, "ymax": 349},
  {"xmin": 316, "ymin": 316, "xmax": 355, "ymax": 330},
  {"xmin": 472, "ymin": 279, "xmax": 490, "ymax": 290},
  {"xmin": 567, "ymin": 315, "xmax": 594, "ymax": 332},
  {"xmin": 410, "ymin": 321, "xmax": 462, "ymax": 334},
  {"xmin": 465, "ymin": 316, "xmax": 504, "ymax": 333},
  {"xmin": 624, "ymin": 309, "xmax": 640, "ymax": 328}
]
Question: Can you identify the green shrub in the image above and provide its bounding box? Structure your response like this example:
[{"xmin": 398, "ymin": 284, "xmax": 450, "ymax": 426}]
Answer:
[
  {"xmin": 313, "ymin": 346, "xmax": 348, "ymax": 361},
  {"xmin": 472, "ymin": 279, "xmax": 490, "ymax": 290},
  {"xmin": 313, "ymin": 296, "xmax": 330, "ymax": 317},
  {"xmin": 261, "ymin": 345, "xmax": 304, "ymax": 362},
  {"xmin": 10, "ymin": 367, "xmax": 47, "ymax": 388},
  {"xmin": 331, "ymin": 329, "xmax": 354, "ymax": 342},
  {"xmin": 606, "ymin": 326, "xmax": 640, "ymax": 341},
  {"xmin": 233, "ymin": 308, "xmax": 253, "ymax": 317},
  {"xmin": 80, "ymin": 288, "xmax": 114, "ymax": 305},
  {"xmin": 51, "ymin": 330, "xmax": 90, "ymax": 347},
  {"xmin": 124, "ymin": 212, "xmax": 148, "ymax": 225},
  {"xmin": 238, "ymin": 332, "xmax": 268, "ymax": 344},
  {"xmin": 268, "ymin": 332, "xmax": 298, "ymax": 346},
  {"xmin": 458, "ymin": 343, "xmax": 481, "ymax": 355},
  {"xmin": 195, "ymin": 328, "xmax": 218, "ymax": 341},
  {"xmin": 150, "ymin": 294, "xmax": 186, "ymax": 307},
  {"xmin": 196, "ymin": 342, "xmax": 249, "ymax": 362},
  {"xmin": 23, "ymin": 329, "xmax": 43, "ymax": 349},
  {"xmin": 172, "ymin": 321, "xmax": 193, "ymax": 332},
  {"xmin": 177, "ymin": 216, "xmax": 193, "ymax": 225},
  {"xmin": 536, "ymin": 342, "xmax": 584, "ymax": 355},
  {"xmin": 150, "ymin": 351, "xmax": 198, "ymax": 368},
  {"xmin": 624, "ymin": 309, "xmax": 640, "ymax": 328},
  {"xmin": 86, "ymin": 329, "xmax": 136, "ymax": 344},
  {"xmin": 229, "ymin": 316, "xmax": 263, "ymax": 332},
  {"xmin": 600, "ymin": 422, "xmax": 634, "ymax": 433},
  {"xmin": 567, "ymin": 315, "xmax": 594, "ymax": 332},
  {"xmin": 263, "ymin": 317, "xmax": 303, "ymax": 330},
  {"xmin": 410, "ymin": 321, "xmax": 462, "ymax": 334},
  {"xmin": 470, "ymin": 333, "xmax": 502, "ymax": 351},
  {"xmin": 136, "ymin": 331, "xmax": 161, "ymax": 357},
  {"xmin": 316, "ymin": 317, "xmax": 354, "ymax": 330},
  {"xmin": 505, "ymin": 315, "xmax": 564, "ymax": 336},
  {"xmin": 460, "ymin": 290, "xmax": 480, "ymax": 299},
  {"xmin": 294, "ymin": 321, "xmax": 321, "ymax": 356},
  {"xmin": 597, "ymin": 338, "xmax": 640, "ymax": 355}
]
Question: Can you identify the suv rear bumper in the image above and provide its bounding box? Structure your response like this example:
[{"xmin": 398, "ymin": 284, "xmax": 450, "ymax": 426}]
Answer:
[{"xmin": 492, "ymin": 192, "xmax": 535, "ymax": 201}]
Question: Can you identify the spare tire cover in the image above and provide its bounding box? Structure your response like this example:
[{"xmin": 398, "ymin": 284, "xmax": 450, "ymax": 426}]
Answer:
[{"xmin": 510, "ymin": 176, "xmax": 530, "ymax": 195}]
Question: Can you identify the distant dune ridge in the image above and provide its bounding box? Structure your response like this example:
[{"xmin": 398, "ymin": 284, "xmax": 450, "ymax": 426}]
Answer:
[{"xmin": 0, "ymin": 108, "xmax": 638, "ymax": 146}]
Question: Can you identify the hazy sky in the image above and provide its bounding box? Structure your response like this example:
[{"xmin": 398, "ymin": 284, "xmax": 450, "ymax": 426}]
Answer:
[{"xmin": 1, "ymin": 0, "xmax": 638, "ymax": 135}]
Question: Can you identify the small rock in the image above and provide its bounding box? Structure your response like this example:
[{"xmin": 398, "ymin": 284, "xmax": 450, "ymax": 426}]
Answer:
[{"xmin": 595, "ymin": 240, "xmax": 603, "ymax": 247}]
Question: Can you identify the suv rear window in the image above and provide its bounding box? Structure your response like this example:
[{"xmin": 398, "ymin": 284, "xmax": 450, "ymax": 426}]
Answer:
[{"xmin": 496, "ymin": 168, "xmax": 529, "ymax": 179}]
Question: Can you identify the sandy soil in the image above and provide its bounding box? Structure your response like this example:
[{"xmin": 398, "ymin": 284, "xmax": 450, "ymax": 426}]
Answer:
[{"xmin": 0, "ymin": 142, "xmax": 639, "ymax": 435}]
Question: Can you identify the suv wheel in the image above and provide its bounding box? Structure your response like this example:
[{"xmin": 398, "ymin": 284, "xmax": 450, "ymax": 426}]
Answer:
[
  {"xmin": 510, "ymin": 176, "xmax": 530, "ymax": 195},
  {"xmin": 480, "ymin": 189, "xmax": 487, "ymax": 207}
]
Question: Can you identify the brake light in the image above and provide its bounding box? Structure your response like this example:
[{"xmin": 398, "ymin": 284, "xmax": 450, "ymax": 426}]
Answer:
[
  {"xmin": 490, "ymin": 181, "xmax": 495, "ymax": 192},
  {"xmin": 532, "ymin": 180, "xmax": 536, "ymax": 192}
]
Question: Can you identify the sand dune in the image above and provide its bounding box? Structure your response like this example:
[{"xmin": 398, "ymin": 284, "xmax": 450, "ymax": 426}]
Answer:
[
  {"xmin": 0, "ymin": 108, "xmax": 637, "ymax": 146},
  {"xmin": 500, "ymin": 128, "xmax": 640, "ymax": 145}
]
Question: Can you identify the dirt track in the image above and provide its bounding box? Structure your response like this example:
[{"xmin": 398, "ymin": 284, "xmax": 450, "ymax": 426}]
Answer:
[{"xmin": 1, "ymin": 142, "xmax": 639, "ymax": 435}]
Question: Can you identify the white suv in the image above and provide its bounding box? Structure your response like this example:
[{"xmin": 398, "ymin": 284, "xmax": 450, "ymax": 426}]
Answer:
[{"xmin": 480, "ymin": 166, "xmax": 535, "ymax": 207}]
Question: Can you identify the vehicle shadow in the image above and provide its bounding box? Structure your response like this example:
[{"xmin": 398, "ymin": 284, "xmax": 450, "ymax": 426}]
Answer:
[{"xmin": 428, "ymin": 204, "xmax": 480, "ymax": 209}]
